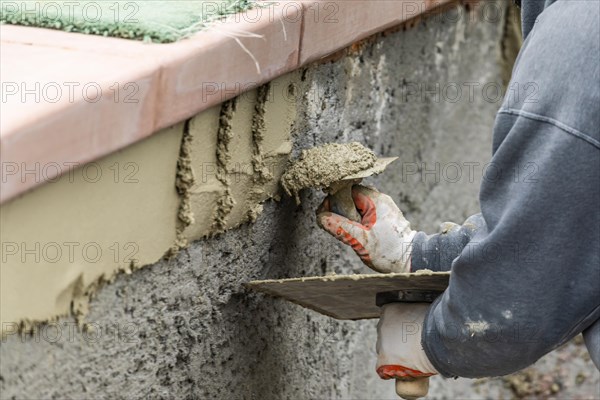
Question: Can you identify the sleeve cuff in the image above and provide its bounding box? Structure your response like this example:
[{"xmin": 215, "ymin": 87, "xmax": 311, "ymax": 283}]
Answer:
[{"xmin": 421, "ymin": 295, "xmax": 457, "ymax": 378}]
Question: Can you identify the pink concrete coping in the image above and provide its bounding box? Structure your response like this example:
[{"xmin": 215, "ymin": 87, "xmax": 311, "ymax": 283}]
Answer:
[{"xmin": 0, "ymin": 0, "xmax": 455, "ymax": 204}]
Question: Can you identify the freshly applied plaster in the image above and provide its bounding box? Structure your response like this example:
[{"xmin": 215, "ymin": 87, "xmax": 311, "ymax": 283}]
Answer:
[
  {"xmin": 0, "ymin": 72, "xmax": 300, "ymax": 330},
  {"xmin": 251, "ymin": 83, "xmax": 275, "ymax": 186},
  {"xmin": 183, "ymin": 72, "xmax": 298, "ymax": 240},
  {"xmin": 212, "ymin": 98, "xmax": 238, "ymax": 234},
  {"xmin": 0, "ymin": 123, "xmax": 183, "ymax": 329},
  {"xmin": 168, "ymin": 120, "xmax": 196, "ymax": 257}
]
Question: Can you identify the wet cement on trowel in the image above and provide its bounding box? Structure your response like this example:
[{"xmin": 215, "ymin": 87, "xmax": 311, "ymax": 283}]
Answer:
[{"xmin": 281, "ymin": 142, "xmax": 377, "ymax": 204}]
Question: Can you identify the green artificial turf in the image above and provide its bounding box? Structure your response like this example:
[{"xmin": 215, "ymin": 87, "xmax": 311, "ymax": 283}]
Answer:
[{"xmin": 0, "ymin": 0, "xmax": 254, "ymax": 43}]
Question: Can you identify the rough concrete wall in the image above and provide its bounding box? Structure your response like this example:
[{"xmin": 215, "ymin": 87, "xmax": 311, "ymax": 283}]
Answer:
[{"xmin": 2, "ymin": 3, "xmax": 598, "ymax": 399}]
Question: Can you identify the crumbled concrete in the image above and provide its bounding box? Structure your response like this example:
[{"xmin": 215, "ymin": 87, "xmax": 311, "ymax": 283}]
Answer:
[{"xmin": 2, "ymin": 2, "xmax": 598, "ymax": 399}]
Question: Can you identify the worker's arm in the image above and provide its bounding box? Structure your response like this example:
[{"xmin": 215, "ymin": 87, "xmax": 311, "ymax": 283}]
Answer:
[
  {"xmin": 421, "ymin": 113, "xmax": 600, "ymax": 377},
  {"xmin": 421, "ymin": 0, "xmax": 600, "ymax": 377},
  {"xmin": 318, "ymin": 1, "xmax": 600, "ymax": 378},
  {"xmin": 319, "ymin": 121, "xmax": 600, "ymax": 379}
]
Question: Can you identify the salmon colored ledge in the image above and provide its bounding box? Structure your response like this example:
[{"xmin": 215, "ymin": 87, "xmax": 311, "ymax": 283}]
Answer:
[{"xmin": 0, "ymin": 0, "xmax": 456, "ymax": 204}]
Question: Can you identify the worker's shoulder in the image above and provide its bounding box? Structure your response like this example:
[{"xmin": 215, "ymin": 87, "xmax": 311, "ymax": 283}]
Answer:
[
  {"xmin": 519, "ymin": 0, "xmax": 599, "ymax": 92},
  {"xmin": 541, "ymin": 0, "xmax": 600, "ymax": 35},
  {"xmin": 502, "ymin": 0, "xmax": 599, "ymax": 147},
  {"xmin": 543, "ymin": 0, "xmax": 600, "ymax": 43}
]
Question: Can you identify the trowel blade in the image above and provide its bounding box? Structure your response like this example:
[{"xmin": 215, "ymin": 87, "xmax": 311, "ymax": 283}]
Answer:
[
  {"xmin": 341, "ymin": 157, "xmax": 398, "ymax": 180},
  {"xmin": 246, "ymin": 271, "xmax": 449, "ymax": 320}
]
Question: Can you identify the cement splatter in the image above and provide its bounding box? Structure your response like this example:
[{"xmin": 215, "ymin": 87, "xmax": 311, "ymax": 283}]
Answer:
[
  {"xmin": 465, "ymin": 320, "xmax": 490, "ymax": 336},
  {"xmin": 280, "ymin": 142, "xmax": 377, "ymax": 204}
]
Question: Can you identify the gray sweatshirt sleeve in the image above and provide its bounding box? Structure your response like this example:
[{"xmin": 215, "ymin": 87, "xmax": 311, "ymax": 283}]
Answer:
[
  {"xmin": 411, "ymin": 214, "xmax": 486, "ymax": 272},
  {"xmin": 410, "ymin": 1, "xmax": 600, "ymax": 378}
]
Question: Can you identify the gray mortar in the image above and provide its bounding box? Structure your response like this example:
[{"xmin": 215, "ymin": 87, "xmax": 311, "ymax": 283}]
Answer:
[
  {"xmin": 1, "ymin": 2, "xmax": 598, "ymax": 399},
  {"xmin": 169, "ymin": 120, "xmax": 196, "ymax": 256},
  {"xmin": 212, "ymin": 99, "xmax": 237, "ymax": 234},
  {"xmin": 251, "ymin": 83, "xmax": 274, "ymax": 186}
]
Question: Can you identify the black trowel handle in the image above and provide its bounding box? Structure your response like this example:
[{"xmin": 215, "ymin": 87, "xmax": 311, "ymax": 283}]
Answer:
[{"xmin": 329, "ymin": 182, "xmax": 361, "ymax": 223}]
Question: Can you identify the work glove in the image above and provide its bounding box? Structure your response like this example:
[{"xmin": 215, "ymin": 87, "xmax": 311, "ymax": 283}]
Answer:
[
  {"xmin": 376, "ymin": 303, "xmax": 438, "ymax": 380},
  {"xmin": 316, "ymin": 185, "xmax": 416, "ymax": 273}
]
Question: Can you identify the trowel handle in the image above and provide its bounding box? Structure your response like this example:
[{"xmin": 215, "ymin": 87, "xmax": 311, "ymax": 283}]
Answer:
[
  {"xmin": 395, "ymin": 376, "xmax": 430, "ymax": 400},
  {"xmin": 329, "ymin": 183, "xmax": 361, "ymax": 223},
  {"xmin": 376, "ymin": 290, "xmax": 443, "ymax": 400}
]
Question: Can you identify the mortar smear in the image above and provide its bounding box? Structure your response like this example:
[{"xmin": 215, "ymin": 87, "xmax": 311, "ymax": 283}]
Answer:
[
  {"xmin": 280, "ymin": 142, "xmax": 377, "ymax": 203},
  {"xmin": 167, "ymin": 120, "xmax": 195, "ymax": 257},
  {"xmin": 211, "ymin": 98, "xmax": 237, "ymax": 234}
]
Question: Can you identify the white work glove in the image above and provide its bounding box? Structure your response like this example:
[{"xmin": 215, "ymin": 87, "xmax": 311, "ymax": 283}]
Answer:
[
  {"xmin": 316, "ymin": 185, "xmax": 417, "ymax": 273},
  {"xmin": 376, "ymin": 303, "xmax": 438, "ymax": 379}
]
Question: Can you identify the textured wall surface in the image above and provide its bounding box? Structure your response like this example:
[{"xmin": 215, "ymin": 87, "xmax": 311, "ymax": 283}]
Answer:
[{"xmin": 2, "ymin": 3, "xmax": 598, "ymax": 399}]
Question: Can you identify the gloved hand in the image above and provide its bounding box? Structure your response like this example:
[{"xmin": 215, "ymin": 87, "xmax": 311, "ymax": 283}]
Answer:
[
  {"xmin": 316, "ymin": 185, "xmax": 417, "ymax": 273},
  {"xmin": 376, "ymin": 303, "xmax": 438, "ymax": 380}
]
